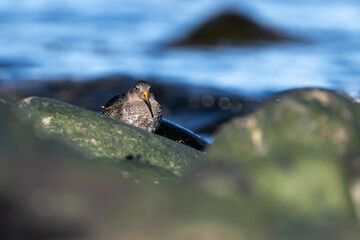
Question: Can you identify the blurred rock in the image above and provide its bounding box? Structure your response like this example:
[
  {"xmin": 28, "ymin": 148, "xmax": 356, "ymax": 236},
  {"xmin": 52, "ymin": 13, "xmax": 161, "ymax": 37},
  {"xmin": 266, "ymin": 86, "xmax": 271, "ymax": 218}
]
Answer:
[
  {"xmin": 1, "ymin": 90, "xmax": 359, "ymax": 239},
  {"xmin": 0, "ymin": 104, "xmax": 267, "ymax": 240},
  {"xmin": 168, "ymin": 10, "xmax": 297, "ymax": 48},
  {"xmin": 14, "ymin": 96, "xmax": 204, "ymax": 176},
  {"xmin": 0, "ymin": 104, "xmax": 190, "ymax": 239},
  {"xmin": 0, "ymin": 104, "xmax": 86, "ymax": 239},
  {"xmin": 0, "ymin": 75, "xmax": 260, "ymax": 134},
  {"xmin": 0, "ymin": 76, "xmax": 135, "ymax": 111},
  {"xmin": 189, "ymin": 88, "xmax": 360, "ymax": 239},
  {"xmin": 0, "ymin": 96, "xmax": 13, "ymax": 108}
]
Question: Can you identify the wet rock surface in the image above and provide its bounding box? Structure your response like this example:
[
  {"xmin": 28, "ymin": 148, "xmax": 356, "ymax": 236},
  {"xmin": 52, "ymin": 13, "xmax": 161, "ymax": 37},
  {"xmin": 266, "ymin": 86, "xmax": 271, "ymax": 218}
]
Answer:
[
  {"xmin": 155, "ymin": 118, "xmax": 209, "ymax": 151},
  {"xmin": 167, "ymin": 10, "xmax": 298, "ymax": 48}
]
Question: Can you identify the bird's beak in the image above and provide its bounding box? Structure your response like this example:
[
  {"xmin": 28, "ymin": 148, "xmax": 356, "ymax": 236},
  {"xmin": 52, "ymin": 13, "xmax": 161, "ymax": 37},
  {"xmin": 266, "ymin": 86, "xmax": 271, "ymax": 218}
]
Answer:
[{"xmin": 142, "ymin": 91, "xmax": 154, "ymax": 118}]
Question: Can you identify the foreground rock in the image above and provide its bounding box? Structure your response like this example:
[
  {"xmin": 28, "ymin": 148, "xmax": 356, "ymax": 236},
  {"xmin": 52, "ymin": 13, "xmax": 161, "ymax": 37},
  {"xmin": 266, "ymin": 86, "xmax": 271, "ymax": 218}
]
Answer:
[
  {"xmin": 168, "ymin": 10, "xmax": 297, "ymax": 48},
  {"xmin": 1, "ymin": 89, "xmax": 359, "ymax": 240},
  {"xmin": 0, "ymin": 96, "xmax": 13, "ymax": 108},
  {"xmin": 0, "ymin": 103, "xmax": 321, "ymax": 240},
  {"xmin": 0, "ymin": 104, "xmax": 245, "ymax": 239},
  {"xmin": 14, "ymin": 97, "xmax": 204, "ymax": 176},
  {"xmin": 190, "ymin": 88, "xmax": 360, "ymax": 239}
]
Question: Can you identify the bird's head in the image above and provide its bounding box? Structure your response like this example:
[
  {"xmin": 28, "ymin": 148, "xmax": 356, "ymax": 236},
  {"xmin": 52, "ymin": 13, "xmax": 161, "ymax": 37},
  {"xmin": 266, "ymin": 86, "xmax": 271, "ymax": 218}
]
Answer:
[{"xmin": 128, "ymin": 81, "xmax": 154, "ymax": 118}]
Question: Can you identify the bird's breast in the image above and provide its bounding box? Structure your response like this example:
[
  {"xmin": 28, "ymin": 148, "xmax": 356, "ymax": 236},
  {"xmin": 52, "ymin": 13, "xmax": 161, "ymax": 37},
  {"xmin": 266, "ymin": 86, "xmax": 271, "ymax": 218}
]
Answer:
[{"xmin": 120, "ymin": 100, "xmax": 161, "ymax": 132}]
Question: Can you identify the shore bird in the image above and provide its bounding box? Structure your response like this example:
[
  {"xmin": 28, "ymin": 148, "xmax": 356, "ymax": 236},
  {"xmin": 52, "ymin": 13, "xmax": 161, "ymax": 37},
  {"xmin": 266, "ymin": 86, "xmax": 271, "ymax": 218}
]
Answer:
[{"xmin": 101, "ymin": 81, "xmax": 162, "ymax": 132}]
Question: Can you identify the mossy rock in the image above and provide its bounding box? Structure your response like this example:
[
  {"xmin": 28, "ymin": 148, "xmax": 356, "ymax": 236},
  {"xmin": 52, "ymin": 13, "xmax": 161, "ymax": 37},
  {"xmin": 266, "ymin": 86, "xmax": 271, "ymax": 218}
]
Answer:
[
  {"xmin": 192, "ymin": 88, "xmax": 360, "ymax": 238},
  {"xmin": 13, "ymin": 97, "xmax": 204, "ymax": 176},
  {"xmin": 1, "ymin": 103, "xmax": 178, "ymax": 184}
]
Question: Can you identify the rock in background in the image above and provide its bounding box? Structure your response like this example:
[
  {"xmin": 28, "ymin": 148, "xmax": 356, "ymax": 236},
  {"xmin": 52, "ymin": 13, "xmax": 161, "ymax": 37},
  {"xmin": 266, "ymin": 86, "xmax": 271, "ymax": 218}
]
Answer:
[
  {"xmin": 167, "ymin": 10, "xmax": 298, "ymax": 48},
  {"xmin": 0, "ymin": 76, "xmax": 260, "ymax": 135}
]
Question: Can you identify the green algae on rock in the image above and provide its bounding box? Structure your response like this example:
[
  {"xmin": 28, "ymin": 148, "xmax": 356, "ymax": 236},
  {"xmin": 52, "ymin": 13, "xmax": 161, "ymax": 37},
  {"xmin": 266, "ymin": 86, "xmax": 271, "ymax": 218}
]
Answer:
[
  {"xmin": 14, "ymin": 97, "xmax": 204, "ymax": 176},
  {"xmin": 191, "ymin": 88, "xmax": 360, "ymax": 239}
]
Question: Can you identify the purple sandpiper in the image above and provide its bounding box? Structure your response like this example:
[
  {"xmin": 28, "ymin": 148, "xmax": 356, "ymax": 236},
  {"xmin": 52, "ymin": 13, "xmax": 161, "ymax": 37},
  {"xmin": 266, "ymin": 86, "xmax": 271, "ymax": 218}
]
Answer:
[{"xmin": 101, "ymin": 81, "xmax": 162, "ymax": 132}]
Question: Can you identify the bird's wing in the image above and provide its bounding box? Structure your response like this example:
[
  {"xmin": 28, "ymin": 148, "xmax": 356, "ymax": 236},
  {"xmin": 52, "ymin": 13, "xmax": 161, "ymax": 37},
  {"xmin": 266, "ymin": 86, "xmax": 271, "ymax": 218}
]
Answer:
[{"xmin": 101, "ymin": 93, "xmax": 126, "ymax": 115}]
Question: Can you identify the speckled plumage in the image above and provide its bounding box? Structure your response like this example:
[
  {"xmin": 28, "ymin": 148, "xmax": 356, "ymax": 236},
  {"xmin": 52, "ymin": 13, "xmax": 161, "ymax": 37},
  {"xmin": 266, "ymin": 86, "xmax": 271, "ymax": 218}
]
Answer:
[{"xmin": 101, "ymin": 81, "xmax": 162, "ymax": 132}]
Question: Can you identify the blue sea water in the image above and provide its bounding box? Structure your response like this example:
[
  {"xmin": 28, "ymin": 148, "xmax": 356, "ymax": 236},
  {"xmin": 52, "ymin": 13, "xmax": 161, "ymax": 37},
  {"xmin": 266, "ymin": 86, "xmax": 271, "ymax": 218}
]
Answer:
[{"xmin": 0, "ymin": 0, "xmax": 359, "ymax": 96}]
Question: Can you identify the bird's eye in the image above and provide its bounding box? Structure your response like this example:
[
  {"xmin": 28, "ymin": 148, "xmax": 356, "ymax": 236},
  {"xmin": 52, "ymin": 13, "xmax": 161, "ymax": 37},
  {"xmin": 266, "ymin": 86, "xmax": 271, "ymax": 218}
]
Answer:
[{"xmin": 134, "ymin": 86, "xmax": 139, "ymax": 91}]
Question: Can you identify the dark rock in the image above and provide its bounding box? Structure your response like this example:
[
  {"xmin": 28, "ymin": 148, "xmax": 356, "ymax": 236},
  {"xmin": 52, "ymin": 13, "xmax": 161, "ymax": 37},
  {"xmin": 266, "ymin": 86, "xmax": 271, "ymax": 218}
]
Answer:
[
  {"xmin": 14, "ymin": 96, "xmax": 204, "ymax": 176},
  {"xmin": 168, "ymin": 10, "xmax": 297, "ymax": 48},
  {"xmin": 155, "ymin": 118, "xmax": 209, "ymax": 151},
  {"xmin": 0, "ymin": 76, "xmax": 136, "ymax": 111}
]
